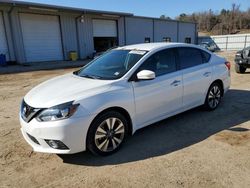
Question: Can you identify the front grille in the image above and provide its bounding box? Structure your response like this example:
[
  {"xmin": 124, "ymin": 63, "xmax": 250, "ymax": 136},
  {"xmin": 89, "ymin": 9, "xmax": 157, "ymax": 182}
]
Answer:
[
  {"xmin": 21, "ymin": 100, "xmax": 41, "ymax": 122},
  {"xmin": 27, "ymin": 133, "xmax": 40, "ymax": 145}
]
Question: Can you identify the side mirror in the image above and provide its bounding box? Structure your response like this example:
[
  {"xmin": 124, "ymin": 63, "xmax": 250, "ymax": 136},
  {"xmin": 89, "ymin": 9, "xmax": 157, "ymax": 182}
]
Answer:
[{"xmin": 136, "ymin": 70, "xmax": 156, "ymax": 81}]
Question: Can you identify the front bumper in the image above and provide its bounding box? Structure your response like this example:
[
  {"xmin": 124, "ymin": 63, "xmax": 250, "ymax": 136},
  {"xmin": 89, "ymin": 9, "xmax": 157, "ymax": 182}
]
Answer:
[
  {"xmin": 235, "ymin": 57, "xmax": 250, "ymax": 67},
  {"xmin": 20, "ymin": 113, "xmax": 95, "ymax": 154}
]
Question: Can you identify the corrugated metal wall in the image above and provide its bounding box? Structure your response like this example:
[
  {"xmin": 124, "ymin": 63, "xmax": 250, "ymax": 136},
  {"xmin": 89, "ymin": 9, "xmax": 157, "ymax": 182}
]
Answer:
[
  {"xmin": 178, "ymin": 22, "xmax": 196, "ymax": 43},
  {"xmin": 1, "ymin": 3, "xmax": 197, "ymax": 63},
  {"xmin": 60, "ymin": 13, "xmax": 78, "ymax": 59},
  {"xmin": 77, "ymin": 15, "xmax": 94, "ymax": 59},
  {"xmin": 125, "ymin": 17, "xmax": 154, "ymax": 45},
  {"xmin": 1, "ymin": 6, "xmax": 81, "ymax": 63},
  {"xmin": 154, "ymin": 20, "xmax": 178, "ymax": 42},
  {"xmin": 124, "ymin": 17, "xmax": 196, "ymax": 45},
  {"xmin": 1, "ymin": 10, "xmax": 15, "ymax": 61},
  {"xmin": 77, "ymin": 15, "xmax": 126, "ymax": 59},
  {"xmin": 117, "ymin": 17, "xmax": 125, "ymax": 46}
]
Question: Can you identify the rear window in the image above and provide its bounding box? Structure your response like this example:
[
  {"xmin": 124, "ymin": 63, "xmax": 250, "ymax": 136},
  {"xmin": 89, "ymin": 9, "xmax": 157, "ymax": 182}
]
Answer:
[{"xmin": 201, "ymin": 50, "xmax": 211, "ymax": 63}]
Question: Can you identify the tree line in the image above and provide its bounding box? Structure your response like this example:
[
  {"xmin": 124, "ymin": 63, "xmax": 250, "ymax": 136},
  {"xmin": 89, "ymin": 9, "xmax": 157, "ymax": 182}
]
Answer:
[{"xmin": 160, "ymin": 4, "xmax": 250, "ymax": 35}]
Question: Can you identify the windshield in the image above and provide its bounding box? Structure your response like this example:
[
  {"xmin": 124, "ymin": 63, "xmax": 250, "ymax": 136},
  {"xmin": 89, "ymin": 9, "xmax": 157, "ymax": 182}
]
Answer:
[{"xmin": 74, "ymin": 49, "xmax": 147, "ymax": 80}]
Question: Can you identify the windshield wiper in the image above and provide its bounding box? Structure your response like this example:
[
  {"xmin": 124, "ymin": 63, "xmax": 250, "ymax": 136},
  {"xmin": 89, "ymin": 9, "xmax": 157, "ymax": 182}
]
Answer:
[{"xmin": 80, "ymin": 74, "xmax": 102, "ymax": 79}]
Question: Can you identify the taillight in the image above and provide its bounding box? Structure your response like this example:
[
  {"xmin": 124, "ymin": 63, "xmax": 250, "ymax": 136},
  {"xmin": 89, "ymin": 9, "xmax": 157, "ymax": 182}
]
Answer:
[{"xmin": 225, "ymin": 61, "xmax": 231, "ymax": 70}]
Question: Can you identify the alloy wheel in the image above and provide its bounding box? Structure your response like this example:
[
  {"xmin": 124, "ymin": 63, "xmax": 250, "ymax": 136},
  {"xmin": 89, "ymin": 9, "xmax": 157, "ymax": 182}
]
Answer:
[
  {"xmin": 208, "ymin": 85, "xmax": 221, "ymax": 109},
  {"xmin": 94, "ymin": 117, "xmax": 125, "ymax": 152}
]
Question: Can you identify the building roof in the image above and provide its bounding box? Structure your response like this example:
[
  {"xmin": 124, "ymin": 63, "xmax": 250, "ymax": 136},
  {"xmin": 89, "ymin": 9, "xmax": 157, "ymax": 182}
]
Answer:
[
  {"xmin": 0, "ymin": 0, "xmax": 196, "ymax": 24},
  {"xmin": 0, "ymin": 0, "xmax": 134, "ymax": 16}
]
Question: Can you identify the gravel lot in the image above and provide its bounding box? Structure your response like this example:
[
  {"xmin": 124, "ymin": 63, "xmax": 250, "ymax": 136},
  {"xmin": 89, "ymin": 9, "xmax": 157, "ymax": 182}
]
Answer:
[{"xmin": 0, "ymin": 51, "xmax": 250, "ymax": 188}]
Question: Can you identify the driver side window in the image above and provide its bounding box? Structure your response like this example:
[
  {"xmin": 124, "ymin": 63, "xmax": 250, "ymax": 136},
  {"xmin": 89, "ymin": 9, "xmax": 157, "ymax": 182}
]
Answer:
[{"xmin": 139, "ymin": 49, "xmax": 177, "ymax": 77}]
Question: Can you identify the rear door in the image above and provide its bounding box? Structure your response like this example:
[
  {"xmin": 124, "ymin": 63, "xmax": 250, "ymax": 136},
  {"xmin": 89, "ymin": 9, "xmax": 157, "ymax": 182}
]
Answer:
[
  {"xmin": 132, "ymin": 48, "xmax": 183, "ymax": 128},
  {"xmin": 177, "ymin": 47, "xmax": 212, "ymax": 108}
]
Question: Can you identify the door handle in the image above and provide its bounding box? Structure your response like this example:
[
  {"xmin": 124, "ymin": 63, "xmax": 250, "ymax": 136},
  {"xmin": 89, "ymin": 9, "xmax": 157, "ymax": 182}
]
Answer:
[
  {"xmin": 171, "ymin": 80, "xmax": 181, "ymax": 86},
  {"xmin": 203, "ymin": 72, "xmax": 211, "ymax": 77}
]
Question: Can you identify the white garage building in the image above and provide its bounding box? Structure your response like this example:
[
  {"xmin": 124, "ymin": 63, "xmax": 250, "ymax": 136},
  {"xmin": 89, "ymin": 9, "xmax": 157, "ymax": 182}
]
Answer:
[{"xmin": 0, "ymin": 0, "xmax": 197, "ymax": 64}]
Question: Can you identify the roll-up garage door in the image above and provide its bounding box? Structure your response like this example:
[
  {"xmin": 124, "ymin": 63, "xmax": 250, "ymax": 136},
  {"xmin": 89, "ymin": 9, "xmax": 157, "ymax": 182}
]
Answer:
[
  {"xmin": 20, "ymin": 13, "xmax": 63, "ymax": 62},
  {"xmin": 0, "ymin": 12, "xmax": 8, "ymax": 61},
  {"xmin": 93, "ymin": 19, "xmax": 117, "ymax": 37}
]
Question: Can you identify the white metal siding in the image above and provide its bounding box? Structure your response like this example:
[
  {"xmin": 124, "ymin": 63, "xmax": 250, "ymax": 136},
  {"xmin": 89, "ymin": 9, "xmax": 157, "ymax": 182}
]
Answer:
[
  {"xmin": 154, "ymin": 20, "xmax": 178, "ymax": 42},
  {"xmin": 199, "ymin": 34, "xmax": 250, "ymax": 50},
  {"xmin": 93, "ymin": 19, "xmax": 117, "ymax": 37},
  {"xmin": 0, "ymin": 12, "xmax": 8, "ymax": 60},
  {"xmin": 178, "ymin": 23, "xmax": 196, "ymax": 44},
  {"xmin": 20, "ymin": 13, "xmax": 63, "ymax": 62},
  {"xmin": 125, "ymin": 17, "xmax": 153, "ymax": 45}
]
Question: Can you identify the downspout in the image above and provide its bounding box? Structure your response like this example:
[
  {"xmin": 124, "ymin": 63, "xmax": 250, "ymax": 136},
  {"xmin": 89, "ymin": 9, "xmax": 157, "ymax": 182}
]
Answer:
[
  {"xmin": 124, "ymin": 16, "xmax": 127, "ymax": 45},
  {"xmin": 75, "ymin": 10, "xmax": 87, "ymax": 59}
]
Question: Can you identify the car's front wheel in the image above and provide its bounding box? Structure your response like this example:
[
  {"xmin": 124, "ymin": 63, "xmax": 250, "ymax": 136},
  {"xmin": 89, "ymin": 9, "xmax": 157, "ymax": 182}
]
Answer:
[
  {"xmin": 204, "ymin": 82, "xmax": 223, "ymax": 111},
  {"xmin": 87, "ymin": 111, "xmax": 128, "ymax": 156},
  {"xmin": 235, "ymin": 63, "xmax": 246, "ymax": 73}
]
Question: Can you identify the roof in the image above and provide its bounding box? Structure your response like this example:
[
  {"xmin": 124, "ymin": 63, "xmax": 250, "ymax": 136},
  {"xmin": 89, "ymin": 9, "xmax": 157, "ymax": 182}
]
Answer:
[
  {"xmin": 0, "ymin": 1, "xmax": 196, "ymax": 24},
  {"xmin": 0, "ymin": 0, "xmax": 133, "ymax": 16},
  {"xmin": 118, "ymin": 42, "xmax": 197, "ymax": 51}
]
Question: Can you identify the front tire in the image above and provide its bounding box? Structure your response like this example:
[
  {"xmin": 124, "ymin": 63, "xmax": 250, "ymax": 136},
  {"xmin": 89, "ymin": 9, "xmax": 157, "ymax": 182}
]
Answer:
[
  {"xmin": 235, "ymin": 63, "xmax": 246, "ymax": 73},
  {"xmin": 204, "ymin": 82, "xmax": 223, "ymax": 111},
  {"xmin": 86, "ymin": 111, "xmax": 128, "ymax": 156}
]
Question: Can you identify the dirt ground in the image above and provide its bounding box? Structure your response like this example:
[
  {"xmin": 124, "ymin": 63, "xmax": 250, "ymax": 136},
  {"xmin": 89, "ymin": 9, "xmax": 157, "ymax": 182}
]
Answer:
[{"xmin": 0, "ymin": 51, "xmax": 250, "ymax": 188}]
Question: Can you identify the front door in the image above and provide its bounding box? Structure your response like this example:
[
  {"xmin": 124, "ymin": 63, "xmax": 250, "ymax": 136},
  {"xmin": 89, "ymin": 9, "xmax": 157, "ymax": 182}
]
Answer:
[{"xmin": 131, "ymin": 49, "xmax": 183, "ymax": 128}]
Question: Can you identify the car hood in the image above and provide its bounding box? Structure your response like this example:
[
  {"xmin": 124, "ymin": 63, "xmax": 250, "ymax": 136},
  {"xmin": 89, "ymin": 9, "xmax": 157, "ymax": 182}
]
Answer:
[{"xmin": 24, "ymin": 73, "xmax": 113, "ymax": 108}]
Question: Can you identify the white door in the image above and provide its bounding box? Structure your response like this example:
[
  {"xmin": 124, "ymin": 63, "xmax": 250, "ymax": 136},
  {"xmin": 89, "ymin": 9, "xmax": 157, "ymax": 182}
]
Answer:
[
  {"xmin": 178, "ymin": 47, "xmax": 212, "ymax": 108},
  {"xmin": 93, "ymin": 19, "xmax": 117, "ymax": 37},
  {"xmin": 132, "ymin": 49, "xmax": 183, "ymax": 128},
  {"xmin": 20, "ymin": 13, "xmax": 63, "ymax": 62},
  {"xmin": 0, "ymin": 12, "xmax": 8, "ymax": 60}
]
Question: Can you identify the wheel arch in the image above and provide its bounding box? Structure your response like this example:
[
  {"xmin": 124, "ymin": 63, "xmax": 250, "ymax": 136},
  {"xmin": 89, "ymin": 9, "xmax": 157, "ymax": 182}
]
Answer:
[
  {"xmin": 204, "ymin": 79, "xmax": 225, "ymax": 104},
  {"xmin": 212, "ymin": 79, "xmax": 224, "ymax": 96},
  {"xmin": 87, "ymin": 106, "xmax": 133, "ymax": 138}
]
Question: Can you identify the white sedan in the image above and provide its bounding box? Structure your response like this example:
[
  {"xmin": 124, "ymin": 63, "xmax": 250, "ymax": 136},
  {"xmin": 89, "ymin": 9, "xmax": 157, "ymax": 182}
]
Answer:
[{"xmin": 20, "ymin": 43, "xmax": 231, "ymax": 156}]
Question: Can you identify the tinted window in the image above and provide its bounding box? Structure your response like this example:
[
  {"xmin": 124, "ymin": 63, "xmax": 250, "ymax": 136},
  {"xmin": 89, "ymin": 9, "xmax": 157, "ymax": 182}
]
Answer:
[
  {"xmin": 178, "ymin": 47, "xmax": 203, "ymax": 69},
  {"xmin": 201, "ymin": 50, "xmax": 211, "ymax": 63},
  {"xmin": 139, "ymin": 49, "xmax": 177, "ymax": 76}
]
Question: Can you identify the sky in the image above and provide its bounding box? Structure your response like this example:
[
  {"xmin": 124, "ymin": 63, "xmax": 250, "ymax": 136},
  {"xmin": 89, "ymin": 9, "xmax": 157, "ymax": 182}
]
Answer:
[{"xmin": 16, "ymin": 0, "xmax": 250, "ymax": 18}]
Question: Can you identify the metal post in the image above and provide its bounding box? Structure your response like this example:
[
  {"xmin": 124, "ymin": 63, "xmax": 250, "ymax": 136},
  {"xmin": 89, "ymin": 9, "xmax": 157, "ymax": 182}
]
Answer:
[
  {"xmin": 177, "ymin": 22, "xmax": 179, "ymax": 42},
  {"xmin": 226, "ymin": 36, "xmax": 228, "ymax": 50},
  {"xmin": 244, "ymin": 35, "xmax": 247, "ymax": 48},
  {"xmin": 152, "ymin": 19, "xmax": 155, "ymax": 42}
]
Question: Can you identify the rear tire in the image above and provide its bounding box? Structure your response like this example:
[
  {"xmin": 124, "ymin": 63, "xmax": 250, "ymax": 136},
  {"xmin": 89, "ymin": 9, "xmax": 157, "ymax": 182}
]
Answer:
[
  {"xmin": 204, "ymin": 82, "xmax": 223, "ymax": 111},
  {"xmin": 86, "ymin": 111, "xmax": 128, "ymax": 156},
  {"xmin": 235, "ymin": 63, "xmax": 246, "ymax": 73}
]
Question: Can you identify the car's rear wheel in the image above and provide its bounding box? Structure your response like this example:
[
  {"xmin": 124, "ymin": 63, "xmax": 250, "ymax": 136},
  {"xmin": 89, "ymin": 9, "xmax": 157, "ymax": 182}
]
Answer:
[
  {"xmin": 204, "ymin": 82, "xmax": 223, "ymax": 111},
  {"xmin": 87, "ymin": 111, "xmax": 128, "ymax": 156},
  {"xmin": 235, "ymin": 63, "xmax": 246, "ymax": 73}
]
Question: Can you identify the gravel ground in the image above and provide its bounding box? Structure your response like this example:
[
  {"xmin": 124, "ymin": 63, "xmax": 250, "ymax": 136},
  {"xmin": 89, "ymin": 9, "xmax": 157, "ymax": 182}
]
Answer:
[{"xmin": 0, "ymin": 51, "xmax": 250, "ymax": 188}]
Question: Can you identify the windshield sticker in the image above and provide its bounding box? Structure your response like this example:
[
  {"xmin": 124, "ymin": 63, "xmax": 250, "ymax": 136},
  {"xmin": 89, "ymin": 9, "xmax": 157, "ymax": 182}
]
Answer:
[
  {"xmin": 129, "ymin": 50, "xmax": 147, "ymax": 55},
  {"xmin": 114, "ymin": 72, "xmax": 120, "ymax": 76}
]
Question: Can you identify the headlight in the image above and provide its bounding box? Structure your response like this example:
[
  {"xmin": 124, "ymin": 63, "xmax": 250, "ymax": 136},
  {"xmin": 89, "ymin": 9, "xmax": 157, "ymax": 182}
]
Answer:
[{"xmin": 36, "ymin": 101, "xmax": 79, "ymax": 122}]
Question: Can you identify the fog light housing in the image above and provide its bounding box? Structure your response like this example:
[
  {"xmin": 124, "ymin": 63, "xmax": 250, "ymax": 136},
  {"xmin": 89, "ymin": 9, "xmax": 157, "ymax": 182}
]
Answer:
[{"xmin": 45, "ymin": 139, "xmax": 69, "ymax": 150}]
